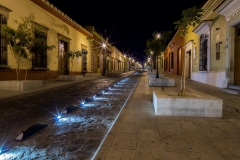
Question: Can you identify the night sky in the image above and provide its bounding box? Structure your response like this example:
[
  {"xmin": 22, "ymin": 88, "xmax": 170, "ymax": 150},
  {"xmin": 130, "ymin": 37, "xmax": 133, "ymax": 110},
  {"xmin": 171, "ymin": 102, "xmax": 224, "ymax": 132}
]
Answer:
[{"xmin": 47, "ymin": 0, "xmax": 206, "ymax": 64}]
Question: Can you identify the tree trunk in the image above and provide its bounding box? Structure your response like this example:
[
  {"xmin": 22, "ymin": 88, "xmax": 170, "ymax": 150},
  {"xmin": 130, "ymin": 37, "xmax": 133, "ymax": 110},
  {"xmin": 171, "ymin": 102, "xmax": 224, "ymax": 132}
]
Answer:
[
  {"xmin": 181, "ymin": 36, "xmax": 186, "ymax": 96},
  {"xmin": 18, "ymin": 56, "xmax": 21, "ymax": 80}
]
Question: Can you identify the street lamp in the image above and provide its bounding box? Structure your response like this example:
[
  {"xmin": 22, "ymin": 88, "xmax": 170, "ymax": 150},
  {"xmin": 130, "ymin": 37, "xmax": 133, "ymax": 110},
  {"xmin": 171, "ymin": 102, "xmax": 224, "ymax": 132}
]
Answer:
[
  {"xmin": 155, "ymin": 33, "xmax": 161, "ymax": 78},
  {"xmin": 124, "ymin": 54, "xmax": 126, "ymax": 72},
  {"xmin": 150, "ymin": 51, "xmax": 153, "ymax": 71},
  {"xmin": 102, "ymin": 43, "xmax": 106, "ymax": 76},
  {"xmin": 132, "ymin": 59, "xmax": 135, "ymax": 70},
  {"xmin": 128, "ymin": 57, "xmax": 131, "ymax": 71}
]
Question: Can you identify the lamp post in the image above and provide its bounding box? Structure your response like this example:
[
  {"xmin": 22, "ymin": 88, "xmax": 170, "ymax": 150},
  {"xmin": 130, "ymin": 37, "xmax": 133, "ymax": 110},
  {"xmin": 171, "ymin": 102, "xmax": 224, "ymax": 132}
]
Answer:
[
  {"xmin": 155, "ymin": 33, "xmax": 161, "ymax": 78},
  {"xmin": 124, "ymin": 54, "xmax": 126, "ymax": 72},
  {"xmin": 132, "ymin": 59, "xmax": 135, "ymax": 70},
  {"xmin": 150, "ymin": 51, "xmax": 153, "ymax": 71},
  {"xmin": 128, "ymin": 57, "xmax": 131, "ymax": 71},
  {"xmin": 102, "ymin": 43, "xmax": 106, "ymax": 76}
]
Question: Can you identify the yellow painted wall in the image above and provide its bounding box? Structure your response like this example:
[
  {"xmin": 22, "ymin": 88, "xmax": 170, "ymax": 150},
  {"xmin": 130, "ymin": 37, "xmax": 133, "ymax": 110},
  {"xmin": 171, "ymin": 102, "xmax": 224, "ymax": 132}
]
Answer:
[
  {"xmin": 185, "ymin": 27, "xmax": 200, "ymax": 72},
  {"xmin": 210, "ymin": 15, "xmax": 226, "ymax": 71},
  {"xmin": 1, "ymin": 0, "xmax": 92, "ymax": 72}
]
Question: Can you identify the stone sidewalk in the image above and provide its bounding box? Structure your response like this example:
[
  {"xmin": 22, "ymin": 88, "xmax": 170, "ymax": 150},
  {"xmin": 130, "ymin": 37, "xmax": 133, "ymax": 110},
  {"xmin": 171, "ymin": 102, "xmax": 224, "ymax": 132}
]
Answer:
[{"xmin": 94, "ymin": 72, "xmax": 240, "ymax": 160}]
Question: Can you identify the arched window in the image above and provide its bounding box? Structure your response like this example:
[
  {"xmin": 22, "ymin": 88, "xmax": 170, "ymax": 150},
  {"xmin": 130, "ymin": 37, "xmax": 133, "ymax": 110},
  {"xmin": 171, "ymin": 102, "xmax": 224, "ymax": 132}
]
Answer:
[{"xmin": 199, "ymin": 34, "xmax": 208, "ymax": 71}]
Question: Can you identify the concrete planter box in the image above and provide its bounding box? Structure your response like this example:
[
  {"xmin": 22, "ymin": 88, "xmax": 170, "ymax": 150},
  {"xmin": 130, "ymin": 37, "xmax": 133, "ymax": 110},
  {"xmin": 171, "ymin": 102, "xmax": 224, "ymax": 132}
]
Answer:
[
  {"xmin": 148, "ymin": 78, "xmax": 175, "ymax": 86},
  {"xmin": 148, "ymin": 74, "xmax": 164, "ymax": 78},
  {"xmin": 0, "ymin": 80, "xmax": 43, "ymax": 91},
  {"xmin": 153, "ymin": 91, "xmax": 222, "ymax": 118},
  {"xmin": 84, "ymin": 73, "xmax": 101, "ymax": 77},
  {"xmin": 58, "ymin": 75, "xmax": 83, "ymax": 80}
]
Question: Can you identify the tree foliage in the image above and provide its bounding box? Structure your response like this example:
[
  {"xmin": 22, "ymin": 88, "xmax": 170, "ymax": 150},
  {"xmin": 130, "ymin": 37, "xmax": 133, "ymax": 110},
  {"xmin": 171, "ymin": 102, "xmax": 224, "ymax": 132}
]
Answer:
[
  {"xmin": 173, "ymin": 6, "xmax": 203, "ymax": 37},
  {"xmin": 0, "ymin": 14, "xmax": 55, "ymax": 80},
  {"xmin": 146, "ymin": 30, "xmax": 172, "ymax": 57}
]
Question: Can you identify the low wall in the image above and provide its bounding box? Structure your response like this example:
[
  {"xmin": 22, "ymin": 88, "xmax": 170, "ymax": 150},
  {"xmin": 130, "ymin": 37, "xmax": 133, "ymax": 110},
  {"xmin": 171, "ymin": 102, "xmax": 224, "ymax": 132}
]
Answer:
[
  {"xmin": 153, "ymin": 91, "xmax": 222, "ymax": 117},
  {"xmin": 0, "ymin": 80, "xmax": 43, "ymax": 91}
]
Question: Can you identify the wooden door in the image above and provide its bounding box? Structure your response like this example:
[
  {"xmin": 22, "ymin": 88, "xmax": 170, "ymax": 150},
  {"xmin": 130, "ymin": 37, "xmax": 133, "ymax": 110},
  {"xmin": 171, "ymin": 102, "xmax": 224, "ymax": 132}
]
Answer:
[
  {"xmin": 235, "ymin": 26, "xmax": 240, "ymax": 85},
  {"xmin": 58, "ymin": 40, "xmax": 68, "ymax": 75}
]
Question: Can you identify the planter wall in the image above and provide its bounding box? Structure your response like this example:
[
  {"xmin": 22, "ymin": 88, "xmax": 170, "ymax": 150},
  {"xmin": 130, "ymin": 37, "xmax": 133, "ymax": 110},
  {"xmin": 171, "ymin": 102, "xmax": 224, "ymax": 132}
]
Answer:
[
  {"xmin": 0, "ymin": 80, "xmax": 43, "ymax": 91},
  {"xmin": 153, "ymin": 91, "xmax": 222, "ymax": 117},
  {"xmin": 58, "ymin": 75, "xmax": 83, "ymax": 81}
]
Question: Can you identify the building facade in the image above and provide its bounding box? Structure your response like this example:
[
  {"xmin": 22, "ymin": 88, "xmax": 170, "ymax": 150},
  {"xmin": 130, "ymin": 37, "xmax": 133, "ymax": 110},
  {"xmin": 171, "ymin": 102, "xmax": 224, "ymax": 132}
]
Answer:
[
  {"xmin": 0, "ymin": 0, "xmax": 93, "ymax": 80},
  {"xmin": 165, "ymin": 0, "xmax": 240, "ymax": 88},
  {"xmin": 0, "ymin": 0, "xmax": 126, "ymax": 81}
]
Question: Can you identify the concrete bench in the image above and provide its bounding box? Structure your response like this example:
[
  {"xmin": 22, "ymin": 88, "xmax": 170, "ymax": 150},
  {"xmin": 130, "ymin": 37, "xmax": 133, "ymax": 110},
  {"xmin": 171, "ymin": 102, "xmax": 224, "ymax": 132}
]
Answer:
[
  {"xmin": 84, "ymin": 73, "xmax": 101, "ymax": 77},
  {"xmin": 58, "ymin": 75, "xmax": 83, "ymax": 80},
  {"xmin": 153, "ymin": 91, "xmax": 222, "ymax": 117},
  {"xmin": 0, "ymin": 80, "xmax": 43, "ymax": 91},
  {"xmin": 148, "ymin": 78, "xmax": 174, "ymax": 86},
  {"xmin": 148, "ymin": 74, "xmax": 164, "ymax": 78}
]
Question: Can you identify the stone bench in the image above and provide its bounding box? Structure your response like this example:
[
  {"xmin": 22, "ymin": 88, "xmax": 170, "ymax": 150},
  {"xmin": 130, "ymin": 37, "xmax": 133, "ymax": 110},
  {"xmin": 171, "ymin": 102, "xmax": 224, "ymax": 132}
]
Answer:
[
  {"xmin": 58, "ymin": 75, "xmax": 83, "ymax": 80},
  {"xmin": 148, "ymin": 78, "xmax": 174, "ymax": 86},
  {"xmin": 153, "ymin": 91, "xmax": 222, "ymax": 117},
  {"xmin": 148, "ymin": 74, "xmax": 164, "ymax": 78},
  {"xmin": 0, "ymin": 80, "xmax": 43, "ymax": 91},
  {"xmin": 84, "ymin": 73, "xmax": 101, "ymax": 77}
]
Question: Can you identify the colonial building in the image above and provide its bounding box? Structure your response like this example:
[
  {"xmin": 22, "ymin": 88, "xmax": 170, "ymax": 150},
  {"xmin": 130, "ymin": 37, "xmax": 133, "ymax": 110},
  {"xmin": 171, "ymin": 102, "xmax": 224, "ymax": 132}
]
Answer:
[
  {"xmin": 215, "ymin": 0, "xmax": 240, "ymax": 86},
  {"xmin": 164, "ymin": 0, "xmax": 240, "ymax": 89},
  {"xmin": 0, "ymin": 0, "xmax": 94, "ymax": 80}
]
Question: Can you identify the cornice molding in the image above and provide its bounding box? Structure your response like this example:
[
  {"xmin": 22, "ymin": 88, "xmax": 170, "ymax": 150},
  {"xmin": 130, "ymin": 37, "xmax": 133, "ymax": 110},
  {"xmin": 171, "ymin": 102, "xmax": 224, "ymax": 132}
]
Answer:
[
  {"xmin": 215, "ymin": 0, "xmax": 240, "ymax": 21},
  {"xmin": 0, "ymin": 4, "xmax": 12, "ymax": 19},
  {"xmin": 193, "ymin": 20, "xmax": 212, "ymax": 35},
  {"xmin": 30, "ymin": 0, "xmax": 92, "ymax": 38}
]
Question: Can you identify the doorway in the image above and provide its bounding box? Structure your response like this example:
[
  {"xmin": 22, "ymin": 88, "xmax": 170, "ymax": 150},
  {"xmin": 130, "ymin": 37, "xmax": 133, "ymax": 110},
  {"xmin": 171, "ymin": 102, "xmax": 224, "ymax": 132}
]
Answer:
[
  {"xmin": 235, "ymin": 25, "xmax": 240, "ymax": 85},
  {"xmin": 58, "ymin": 40, "xmax": 68, "ymax": 75},
  {"xmin": 185, "ymin": 50, "xmax": 191, "ymax": 79}
]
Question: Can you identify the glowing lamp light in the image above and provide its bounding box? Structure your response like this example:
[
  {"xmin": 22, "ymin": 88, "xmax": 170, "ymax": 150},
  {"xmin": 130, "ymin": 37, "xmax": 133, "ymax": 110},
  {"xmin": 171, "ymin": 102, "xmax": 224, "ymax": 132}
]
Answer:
[
  {"xmin": 57, "ymin": 115, "xmax": 61, "ymax": 119},
  {"xmin": 102, "ymin": 90, "xmax": 105, "ymax": 94},
  {"xmin": 80, "ymin": 100, "xmax": 85, "ymax": 107},
  {"xmin": 92, "ymin": 94, "xmax": 96, "ymax": 99}
]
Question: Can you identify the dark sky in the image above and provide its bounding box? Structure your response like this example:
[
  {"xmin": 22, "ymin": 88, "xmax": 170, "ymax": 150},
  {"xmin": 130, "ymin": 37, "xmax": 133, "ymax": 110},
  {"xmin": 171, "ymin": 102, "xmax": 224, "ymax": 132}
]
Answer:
[{"xmin": 47, "ymin": 0, "xmax": 206, "ymax": 64}]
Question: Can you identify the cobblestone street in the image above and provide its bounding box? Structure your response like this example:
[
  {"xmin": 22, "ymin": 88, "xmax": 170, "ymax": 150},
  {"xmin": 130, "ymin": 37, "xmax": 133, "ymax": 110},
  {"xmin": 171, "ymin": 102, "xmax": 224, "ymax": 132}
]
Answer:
[{"xmin": 0, "ymin": 71, "xmax": 141, "ymax": 160}]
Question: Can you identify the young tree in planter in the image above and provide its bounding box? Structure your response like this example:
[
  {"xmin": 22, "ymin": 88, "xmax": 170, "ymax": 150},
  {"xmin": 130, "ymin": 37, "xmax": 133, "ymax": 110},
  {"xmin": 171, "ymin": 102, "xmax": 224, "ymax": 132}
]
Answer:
[
  {"xmin": 67, "ymin": 50, "xmax": 82, "ymax": 74},
  {"xmin": 146, "ymin": 30, "xmax": 172, "ymax": 78},
  {"xmin": 173, "ymin": 6, "xmax": 203, "ymax": 95},
  {"xmin": 0, "ymin": 14, "xmax": 55, "ymax": 80}
]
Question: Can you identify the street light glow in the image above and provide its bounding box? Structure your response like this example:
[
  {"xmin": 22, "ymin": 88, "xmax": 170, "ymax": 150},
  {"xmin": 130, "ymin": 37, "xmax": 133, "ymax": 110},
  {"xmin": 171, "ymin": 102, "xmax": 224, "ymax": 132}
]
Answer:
[{"xmin": 102, "ymin": 43, "xmax": 106, "ymax": 48}]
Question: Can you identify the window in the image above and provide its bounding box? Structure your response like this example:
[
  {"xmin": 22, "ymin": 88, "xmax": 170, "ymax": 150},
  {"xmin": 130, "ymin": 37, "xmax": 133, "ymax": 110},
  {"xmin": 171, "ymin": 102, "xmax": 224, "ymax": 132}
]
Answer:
[
  {"xmin": 31, "ymin": 23, "xmax": 49, "ymax": 69},
  {"xmin": 82, "ymin": 49, "xmax": 88, "ymax": 72},
  {"xmin": 0, "ymin": 14, "xmax": 7, "ymax": 66},
  {"xmin": 32, "ymin": 29, "xmax": 48, "ymax": 69},
  {"xmin": 199, "ymin": 34, "xmax": 208, "ymax": 71}
]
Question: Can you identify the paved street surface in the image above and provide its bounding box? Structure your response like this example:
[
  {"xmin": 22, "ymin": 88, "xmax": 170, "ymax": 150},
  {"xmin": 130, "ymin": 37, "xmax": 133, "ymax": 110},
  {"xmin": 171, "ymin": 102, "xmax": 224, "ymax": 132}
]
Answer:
[
  {"xmin": 0, "ymin": 71, "xmax": 140, "ymax": 160},
  {"xmin": 95, "ymin": 72, "xmax": 240, "ymax": 160},
  {"xmin": 1, "ymin": 71, "xmax": 240, "ymax": 160}
]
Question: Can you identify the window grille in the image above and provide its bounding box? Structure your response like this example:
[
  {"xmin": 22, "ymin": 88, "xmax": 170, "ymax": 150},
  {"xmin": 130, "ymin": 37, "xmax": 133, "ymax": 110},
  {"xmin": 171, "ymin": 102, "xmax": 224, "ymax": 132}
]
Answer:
[{"xmin": 199, "ymin": 34, "xmax": 208, "ymax": 71}]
